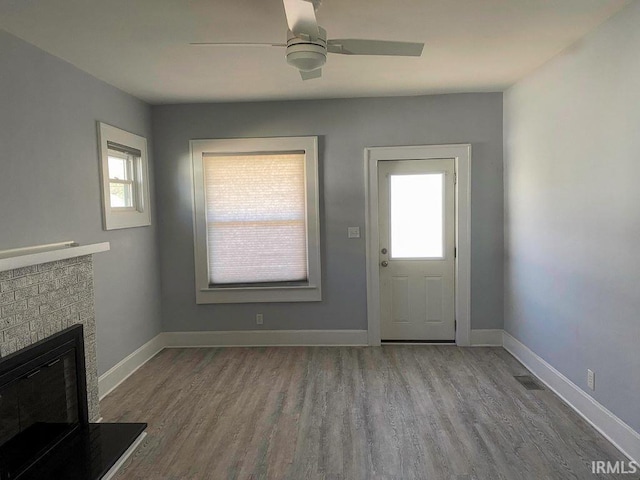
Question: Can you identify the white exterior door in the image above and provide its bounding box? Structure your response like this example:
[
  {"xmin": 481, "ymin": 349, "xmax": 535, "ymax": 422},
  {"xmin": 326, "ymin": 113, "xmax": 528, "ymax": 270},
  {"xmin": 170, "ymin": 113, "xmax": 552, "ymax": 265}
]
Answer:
[{"xmin": 378, "ymin": 158, "xmax": 456, "ymax": 341}]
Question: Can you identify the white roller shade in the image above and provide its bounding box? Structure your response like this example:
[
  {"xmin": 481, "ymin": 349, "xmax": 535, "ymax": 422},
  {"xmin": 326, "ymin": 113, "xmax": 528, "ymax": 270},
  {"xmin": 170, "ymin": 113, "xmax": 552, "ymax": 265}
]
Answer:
[{"xmin": 203, "ymin": 153, "xmax": 308, "ymax": 285}]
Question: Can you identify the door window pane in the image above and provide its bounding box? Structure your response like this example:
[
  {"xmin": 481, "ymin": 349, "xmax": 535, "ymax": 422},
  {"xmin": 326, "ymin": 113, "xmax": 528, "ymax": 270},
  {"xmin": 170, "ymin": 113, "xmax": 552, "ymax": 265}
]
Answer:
[{"xmin": 390, "ymin": 173, "xmax": 443, "ymax": 258}]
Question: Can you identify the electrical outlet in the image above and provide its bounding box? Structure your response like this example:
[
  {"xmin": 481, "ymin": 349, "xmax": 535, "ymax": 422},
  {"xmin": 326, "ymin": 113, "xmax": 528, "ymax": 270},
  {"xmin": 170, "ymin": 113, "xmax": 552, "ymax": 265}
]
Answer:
[
  {"xmin": 587, "ymin": 369, "xmax": 595, "ymax": 390},
  {"xmin": 256, "ymin": 313, "xmax": 263, "ymax": 325},
  {"xmin": 347, "ymin": 227, "xmax": 360, "ymax": 239}
]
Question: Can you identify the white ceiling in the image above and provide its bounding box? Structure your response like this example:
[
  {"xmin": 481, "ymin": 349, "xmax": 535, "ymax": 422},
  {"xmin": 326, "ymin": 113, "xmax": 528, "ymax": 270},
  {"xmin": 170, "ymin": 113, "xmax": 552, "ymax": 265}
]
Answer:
[{"xmin": 0, "ymin": 0, "xmax": 630, "ymax": 104}]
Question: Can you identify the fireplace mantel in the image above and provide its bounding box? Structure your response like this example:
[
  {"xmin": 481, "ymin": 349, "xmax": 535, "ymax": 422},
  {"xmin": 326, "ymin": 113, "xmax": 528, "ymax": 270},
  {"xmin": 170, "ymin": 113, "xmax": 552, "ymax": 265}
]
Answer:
[
  {"xmin": 0, "ymin": 241, "xmax": 110, "ymax": 423},
  {"xmin": 0, "ymin": 242, "xmax": 110, "ymax": 272}
]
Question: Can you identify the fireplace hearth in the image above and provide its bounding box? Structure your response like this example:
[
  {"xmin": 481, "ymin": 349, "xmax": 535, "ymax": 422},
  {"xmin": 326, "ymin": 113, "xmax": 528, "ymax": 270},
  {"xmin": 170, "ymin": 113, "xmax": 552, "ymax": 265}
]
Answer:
[{"xmin": 0, "ymin": 325, "xmax": 145, "ymax": 479}]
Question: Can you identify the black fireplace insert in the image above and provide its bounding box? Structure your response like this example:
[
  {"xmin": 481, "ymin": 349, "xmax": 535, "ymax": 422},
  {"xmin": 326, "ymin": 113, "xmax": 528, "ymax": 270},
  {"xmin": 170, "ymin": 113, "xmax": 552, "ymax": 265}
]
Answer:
[{"xmin": 0, "ymin": 325, "xmax": 146, "ymax": 479}]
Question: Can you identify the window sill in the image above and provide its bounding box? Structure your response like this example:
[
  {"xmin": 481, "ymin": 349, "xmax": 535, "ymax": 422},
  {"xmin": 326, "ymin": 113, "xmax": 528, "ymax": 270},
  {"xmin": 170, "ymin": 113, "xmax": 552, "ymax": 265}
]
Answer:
[{"xmin": 196, "ymin": 284, "xmax": 321, "ymax": 304}]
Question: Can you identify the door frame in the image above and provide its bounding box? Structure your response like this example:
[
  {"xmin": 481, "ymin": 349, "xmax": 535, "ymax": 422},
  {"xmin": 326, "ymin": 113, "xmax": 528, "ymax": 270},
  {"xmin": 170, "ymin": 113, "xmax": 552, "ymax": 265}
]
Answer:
[{"xmin": 364, "ymin": 144, "xmax": 471, "ymax": 346}]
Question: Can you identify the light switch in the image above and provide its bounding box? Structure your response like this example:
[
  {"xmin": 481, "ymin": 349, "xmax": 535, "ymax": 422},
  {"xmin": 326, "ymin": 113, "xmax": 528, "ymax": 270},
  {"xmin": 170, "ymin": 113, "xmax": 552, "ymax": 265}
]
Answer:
[{"xmin": 348, "ymin": 227, "xmax": 360, "ymax": 239}]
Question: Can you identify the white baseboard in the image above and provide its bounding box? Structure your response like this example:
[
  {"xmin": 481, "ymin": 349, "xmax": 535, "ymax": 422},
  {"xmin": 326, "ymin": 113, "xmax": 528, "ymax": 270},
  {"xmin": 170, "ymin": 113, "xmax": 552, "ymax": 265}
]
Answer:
[
  {"xmin": 163, "ymin": 329, "xmax": 369, "ymax": 347},
  {"xmin": 101, "ymin": 432, "xmax": 147, "ymax": 480},
  {"xmin": 99, "ymin": 334, "xmax": 165, "ymax": 400},
  {"xmin": 503, "ymin": 332, "xmax": 640, "ymax": 463},
  {"xmin": 470, "ymin": 329, "xmax": 504, "ymax": 346}
]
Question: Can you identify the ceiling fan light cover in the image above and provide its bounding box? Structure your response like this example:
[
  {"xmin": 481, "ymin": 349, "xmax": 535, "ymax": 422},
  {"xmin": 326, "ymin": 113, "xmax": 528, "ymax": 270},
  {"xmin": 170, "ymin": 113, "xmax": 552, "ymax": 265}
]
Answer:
[{"xmin": 286, "ymin": 44, "xmax": 327, "ymax": 71}]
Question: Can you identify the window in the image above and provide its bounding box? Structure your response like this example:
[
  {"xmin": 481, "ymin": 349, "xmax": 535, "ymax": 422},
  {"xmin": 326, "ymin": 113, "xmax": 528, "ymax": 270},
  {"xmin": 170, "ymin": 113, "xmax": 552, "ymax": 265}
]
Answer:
[
  {"xmin": 107, "ymin": 147, "xmax": 136, "ymax": 208},
  {"xmin": 191, "ymin": 137, "xmax": 321, "ymax": 303},
  {"xmin": 98, "ymin": 122, "xmax": 151, "ymax": 230}
]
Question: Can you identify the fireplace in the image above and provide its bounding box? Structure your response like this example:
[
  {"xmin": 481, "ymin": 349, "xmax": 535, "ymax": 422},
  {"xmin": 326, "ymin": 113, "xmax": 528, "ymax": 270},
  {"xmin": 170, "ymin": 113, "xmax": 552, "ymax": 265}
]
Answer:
[{"xmin": 0, "ymin": 325, "xmax": 145, "ymax": 479}]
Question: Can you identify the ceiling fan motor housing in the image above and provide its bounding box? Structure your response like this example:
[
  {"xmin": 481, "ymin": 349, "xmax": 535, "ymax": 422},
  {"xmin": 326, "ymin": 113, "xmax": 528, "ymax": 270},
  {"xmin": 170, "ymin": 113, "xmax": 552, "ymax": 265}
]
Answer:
[{"xmin": 286, "ymin": 27, "xmax": 327, "ymax": 72}]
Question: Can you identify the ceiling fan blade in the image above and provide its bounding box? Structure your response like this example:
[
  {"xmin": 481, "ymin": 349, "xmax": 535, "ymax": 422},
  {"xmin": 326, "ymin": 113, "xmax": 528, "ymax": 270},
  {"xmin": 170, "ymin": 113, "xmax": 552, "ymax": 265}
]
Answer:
[
  {"xmin": 282, "ymin": 0, "xmax": 319, "ymax": 39},
  {"xmin": 190, "ymin": 42, "xmax": 286, "ymax": 48},
  {"xmin": 327, "ymin": 39, "xmax": 424, "ymax": 56},
  {"xmin": 300, "ymin": 68, "xmax": 322, "ymax": 81}
]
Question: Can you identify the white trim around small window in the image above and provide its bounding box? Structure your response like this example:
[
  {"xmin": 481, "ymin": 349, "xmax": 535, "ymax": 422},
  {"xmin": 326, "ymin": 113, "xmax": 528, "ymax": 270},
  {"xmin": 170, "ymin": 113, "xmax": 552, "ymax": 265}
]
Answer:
[
  {"xmin": 191, "ymin": 136, "xmax": 322, "ymax": 304},
  {"xmin": 97, "ymin": 122, "xmax": 151, "ymax": 230}
]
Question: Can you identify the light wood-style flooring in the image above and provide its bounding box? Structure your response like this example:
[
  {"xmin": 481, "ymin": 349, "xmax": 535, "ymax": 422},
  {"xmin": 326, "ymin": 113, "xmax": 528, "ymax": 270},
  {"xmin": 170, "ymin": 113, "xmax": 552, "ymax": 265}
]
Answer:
[{"xmin": 101, "ymin": 346, "xmax": 627, "ymax": 479}]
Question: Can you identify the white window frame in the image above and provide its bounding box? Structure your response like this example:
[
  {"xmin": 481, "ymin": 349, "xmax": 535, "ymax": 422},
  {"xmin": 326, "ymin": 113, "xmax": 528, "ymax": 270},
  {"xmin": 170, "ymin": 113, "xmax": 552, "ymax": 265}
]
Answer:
[
  {"xmin": 97, "ymin": 122, "xmax": 151, "ymax": 230},
  {"xmin": 191, "ymin": 136, "xmax": 321, "ymax": 304}
]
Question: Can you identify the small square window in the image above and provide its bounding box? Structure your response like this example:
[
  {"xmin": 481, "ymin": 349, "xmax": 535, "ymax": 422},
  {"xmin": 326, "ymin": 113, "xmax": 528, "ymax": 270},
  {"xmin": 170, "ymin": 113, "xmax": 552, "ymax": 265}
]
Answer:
[{"xmin": 98, "ymin": 123, "xmax": 151, "ymax": 230}]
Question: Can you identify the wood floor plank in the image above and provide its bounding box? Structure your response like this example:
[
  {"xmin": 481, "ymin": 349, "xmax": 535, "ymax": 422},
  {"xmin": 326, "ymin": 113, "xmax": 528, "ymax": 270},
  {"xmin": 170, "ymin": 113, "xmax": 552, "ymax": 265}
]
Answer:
[{"xmin": 101, "ymin": 346, "xmax": 629, "ymax": 479}]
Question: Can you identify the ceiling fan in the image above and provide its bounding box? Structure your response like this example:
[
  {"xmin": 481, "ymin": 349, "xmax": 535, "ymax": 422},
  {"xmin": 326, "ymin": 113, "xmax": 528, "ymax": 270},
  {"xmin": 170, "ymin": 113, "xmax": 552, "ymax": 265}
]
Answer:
[{"xmin": 190, "ymin": 0, "xmax": 424, "ymax": 80}]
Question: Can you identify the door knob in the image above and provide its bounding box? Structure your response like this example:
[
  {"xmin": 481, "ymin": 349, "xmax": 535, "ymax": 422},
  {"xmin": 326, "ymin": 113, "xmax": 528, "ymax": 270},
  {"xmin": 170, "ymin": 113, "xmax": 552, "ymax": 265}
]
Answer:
[{"xmin": 381, "ymin": 261, "xmax": 389, "ymax": 267}]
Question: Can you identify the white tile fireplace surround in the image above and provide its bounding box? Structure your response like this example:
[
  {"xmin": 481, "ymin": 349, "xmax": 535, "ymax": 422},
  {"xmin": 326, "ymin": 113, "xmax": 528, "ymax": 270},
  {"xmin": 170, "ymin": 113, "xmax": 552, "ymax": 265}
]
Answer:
[{"xmin": 0, "ymin": 242, "xmax": 110, "ymax": 421}]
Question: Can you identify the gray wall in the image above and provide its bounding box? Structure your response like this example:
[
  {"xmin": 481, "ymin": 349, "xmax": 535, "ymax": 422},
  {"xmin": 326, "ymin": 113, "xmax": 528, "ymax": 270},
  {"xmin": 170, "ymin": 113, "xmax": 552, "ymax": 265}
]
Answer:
[
  {"xmin": 153, "ymin": 94, "xmax": 504, "ymax": 333},
  {"xmin": 504, "ymin": 1, "xmax": 640, "ymax": 432},
  {"xmin": 0, "ymin": 30, "xmax": 162, "ymax": 375}
]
